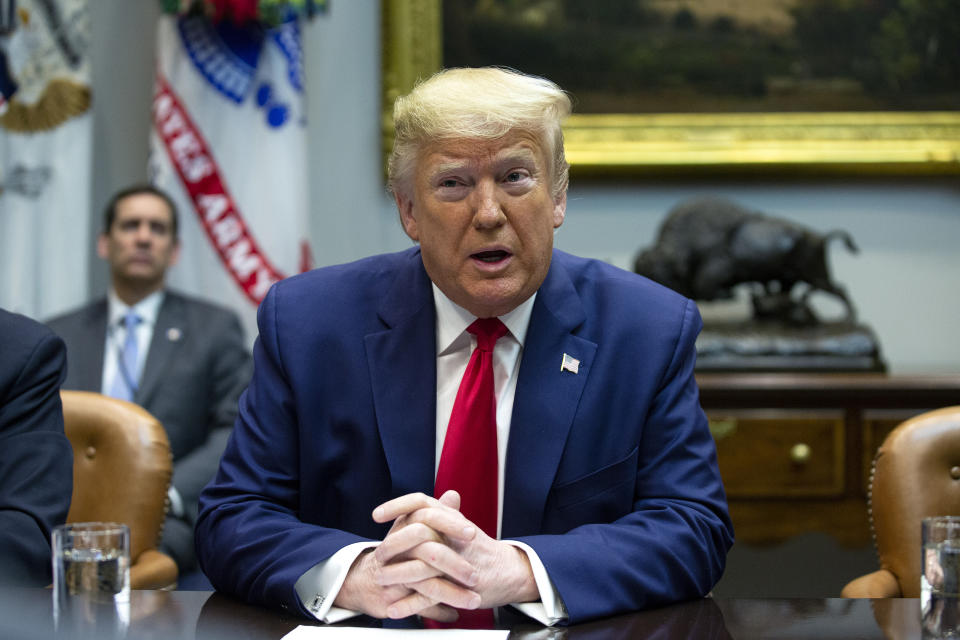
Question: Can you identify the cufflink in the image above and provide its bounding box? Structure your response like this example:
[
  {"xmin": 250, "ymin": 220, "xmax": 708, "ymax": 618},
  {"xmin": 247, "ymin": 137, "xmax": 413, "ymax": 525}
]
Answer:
[{"xmin": 309, "ymin": 593, "xmax": 325, "ymax": 613}]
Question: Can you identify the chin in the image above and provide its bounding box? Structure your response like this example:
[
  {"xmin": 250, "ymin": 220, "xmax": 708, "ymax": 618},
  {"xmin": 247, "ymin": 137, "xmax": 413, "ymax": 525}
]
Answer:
[{"xmin": 465, "ymin": 292, "xmax": 524, "ymax": 318}]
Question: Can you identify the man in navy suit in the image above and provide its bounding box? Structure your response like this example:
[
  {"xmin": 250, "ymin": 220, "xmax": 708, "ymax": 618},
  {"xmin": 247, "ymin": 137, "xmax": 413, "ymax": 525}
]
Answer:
[
  {"xmin": 197, "ymin": 67, "xmax": 733, "ymax": 626},
  {"xmin": 0, "ymin": 309, "xmax": 73, "ymax": 586}
]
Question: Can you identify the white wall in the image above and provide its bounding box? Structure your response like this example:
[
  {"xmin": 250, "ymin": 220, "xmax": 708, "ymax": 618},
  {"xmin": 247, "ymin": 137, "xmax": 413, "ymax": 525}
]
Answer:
[
  {"xmin": 302, "ymin": 1, "xmax": 409, "ymax": 266},
  {"xmin": 89, "ymin": 1, "xmax": 959, "ymax": 373},
  {"xmin": 87, "ymin": 1, "xmax": 163, "ymax": 295},
  {"xmin": 556, "ymin": 180, "xmax": 960, "ymax": 374}
]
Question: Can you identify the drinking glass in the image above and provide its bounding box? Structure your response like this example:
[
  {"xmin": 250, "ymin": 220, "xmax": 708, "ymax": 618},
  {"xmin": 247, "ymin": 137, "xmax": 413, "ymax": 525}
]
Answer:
[
  {"xmin": 52, "ymin": 522, "xmax": 130, "ymax": 638},
  {"xmin": 922, "ymin": 516, "xmax": 960, "ymax": 639}
]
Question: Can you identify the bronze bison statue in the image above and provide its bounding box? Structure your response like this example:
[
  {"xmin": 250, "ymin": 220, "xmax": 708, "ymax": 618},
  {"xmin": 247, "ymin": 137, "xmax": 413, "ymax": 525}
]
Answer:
[{"xmin": 634, "ymin": 197, "xmax": 858, "ymax": 325}]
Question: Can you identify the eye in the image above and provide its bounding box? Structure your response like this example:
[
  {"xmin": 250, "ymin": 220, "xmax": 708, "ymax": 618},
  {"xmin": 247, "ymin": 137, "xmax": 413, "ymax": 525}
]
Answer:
[
  {"xmin": 502, "ymin": 168, "xmax": 533, "ymax": 187},
  {"xmin": 439, "ymin": 178, "xmax": 461, "ymax": 188},
  {"xmin": 150, "ymin": 221, "xmax": 170, "ymax": 235}
]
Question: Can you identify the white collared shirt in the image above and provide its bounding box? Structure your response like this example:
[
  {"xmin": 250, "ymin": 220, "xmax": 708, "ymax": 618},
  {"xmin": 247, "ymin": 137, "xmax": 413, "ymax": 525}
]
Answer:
[
  {"xmin": 433, "ymin": 283, "xmax": 535, "ymax": 537},
  {"xmin": 296, "ymin": 287, "xmax": 568, "ymax": 625},
  {"xmin": 101, "ymin": 289, "xmax": 165, "ymax": 396}
]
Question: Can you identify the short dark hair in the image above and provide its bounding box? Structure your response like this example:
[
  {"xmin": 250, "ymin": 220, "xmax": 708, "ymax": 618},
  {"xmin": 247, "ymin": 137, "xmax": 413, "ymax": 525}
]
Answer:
[{"xmin": 102, "ymin": 185, "xmax": 179, "ymax": 238}]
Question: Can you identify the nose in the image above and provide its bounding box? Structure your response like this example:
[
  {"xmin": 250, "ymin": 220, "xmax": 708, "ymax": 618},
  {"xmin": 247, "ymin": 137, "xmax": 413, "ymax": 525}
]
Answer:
[
  {"xmin": 472, "ymin": 179, "xmax": 505, "ymax": 229},
  {"xmin": 134, "ymin": 221, "xmax": 153, "ymax": 244}
]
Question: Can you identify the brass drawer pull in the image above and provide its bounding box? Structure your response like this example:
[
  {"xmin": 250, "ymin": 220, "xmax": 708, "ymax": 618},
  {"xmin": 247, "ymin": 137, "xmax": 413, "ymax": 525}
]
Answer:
[
  {"xmin": 790, "ymin": 443, "xmax": 812, "ymax": 465},
  {"xmin": 709, "ymin": 418, "xmax": 738, "ymax": 440}
]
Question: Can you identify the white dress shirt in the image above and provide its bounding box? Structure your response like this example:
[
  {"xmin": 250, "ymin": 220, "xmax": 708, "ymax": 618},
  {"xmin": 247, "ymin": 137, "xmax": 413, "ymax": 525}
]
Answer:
[
  {"xmin": 295, "ymin": 286, "xmax": 568, "ymax": 625},
  {"xmin": 102, "ymin": 289, "xmax": 184, "ymax": 518},
  {"xmin": 101, "ymin": 289, "xmax": 165, "ymax": 396}
]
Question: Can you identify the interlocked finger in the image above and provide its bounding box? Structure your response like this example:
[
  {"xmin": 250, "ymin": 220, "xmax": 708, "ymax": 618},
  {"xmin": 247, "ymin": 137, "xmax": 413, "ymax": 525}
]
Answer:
[
  {"xmin": 405, "ymin": 575, "xmax": 482, "ymax": 611},
  {"xmin": 375, "ymin": 552, "xmax": 479, "ymax": 589},
  {"xmin": 384, "ymin": 585, "xmax": 469, "ymax": 620},
  {"xmin": 376, "ymin": 522, "xmax": 446, "ymax": 564},
  {"xmin": 373, "ymin": 492, "xmax": 441, "ymax": 523},
  {"xmin": 401, "ymin": 502, "xmax": 477, "ymax": 543},
  {"xmin": 378, "ymin": 538, "xmax": 478, "ymax": 588}
]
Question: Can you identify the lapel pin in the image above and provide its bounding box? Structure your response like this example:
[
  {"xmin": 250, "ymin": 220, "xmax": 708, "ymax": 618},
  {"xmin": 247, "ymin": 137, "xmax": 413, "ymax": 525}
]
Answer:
[
  {"xmin": 560, "ymin": 353, "xmax": 580, "ymax": 374},
  {"xmin": 167, "ymin": 327, "xmax": 182, "ymax": 342}
]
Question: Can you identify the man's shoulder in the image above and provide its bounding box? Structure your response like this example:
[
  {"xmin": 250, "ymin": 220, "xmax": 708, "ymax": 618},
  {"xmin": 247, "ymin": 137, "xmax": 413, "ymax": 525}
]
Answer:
[
  {"xmin": 552, "ymin": 249, "xmax": 688, "ymax": 304},
  {"xmin": 45, "ymin": 299, "xmax": 105, "ymax": 332},
  {"xmin": 164, "ymin": 289, "xmax": 241, "ymax": 321},
  {"xmin": 259, "ymin": 248, "xmax": 425, "ymax": 333},
  {"xmin": 1, "ymin": 308, "xmax": 62, "ymax": 352},
  {"xmin": 0, "ymin": 308, "xmax": 66, "ymax": 393},
  {"xmin": 274, "ymin": 247, "xmax": 420, "ymax": 296},
  {"xmin": 548, "ymin": 251, "xmax": 701, "ymax": 351}
]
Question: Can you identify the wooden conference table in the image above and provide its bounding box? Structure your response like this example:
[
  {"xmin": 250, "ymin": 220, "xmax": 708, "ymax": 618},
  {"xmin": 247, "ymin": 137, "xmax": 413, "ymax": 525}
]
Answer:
[{"xmin": 0, "ymin": 589, "xmax": 939, "ymax": 639}]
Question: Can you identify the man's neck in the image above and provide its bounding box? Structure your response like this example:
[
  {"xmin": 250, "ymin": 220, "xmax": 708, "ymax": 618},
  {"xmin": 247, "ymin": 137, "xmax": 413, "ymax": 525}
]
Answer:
[{"xmin": 112, "ymin": 280, "xmax": 164, "ymax": 307}]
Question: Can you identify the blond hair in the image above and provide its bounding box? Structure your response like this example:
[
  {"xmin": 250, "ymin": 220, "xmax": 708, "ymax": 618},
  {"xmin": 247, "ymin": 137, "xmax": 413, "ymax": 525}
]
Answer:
[{"xmin": 388, "ymin": 67, "xmax": 571, "ymax": 199}]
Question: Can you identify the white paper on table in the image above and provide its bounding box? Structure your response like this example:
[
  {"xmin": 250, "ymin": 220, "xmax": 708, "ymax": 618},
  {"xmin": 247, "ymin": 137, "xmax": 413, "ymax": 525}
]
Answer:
[{"xmin": 282, "ymin": 626, "xmax": 509, "ymax": 640}]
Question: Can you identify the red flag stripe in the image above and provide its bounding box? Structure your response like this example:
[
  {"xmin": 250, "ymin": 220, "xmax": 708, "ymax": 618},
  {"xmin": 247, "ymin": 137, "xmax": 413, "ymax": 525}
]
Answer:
[{"xmin": 152, "ymin": 71, "xmax": 287, "ymax": 305}]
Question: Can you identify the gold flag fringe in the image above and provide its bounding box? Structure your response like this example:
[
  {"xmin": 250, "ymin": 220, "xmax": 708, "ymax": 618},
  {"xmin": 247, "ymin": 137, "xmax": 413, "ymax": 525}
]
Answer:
[{"xmin": 0, "ymin": 78, "xmax": 91, "ymax": 133}]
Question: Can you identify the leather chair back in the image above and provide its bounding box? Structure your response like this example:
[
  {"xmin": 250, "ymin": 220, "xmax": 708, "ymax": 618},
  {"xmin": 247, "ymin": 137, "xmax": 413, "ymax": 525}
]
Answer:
[
  {"xmin": 61, "ymin": 390, "xmax": 177, "ymax": 589},
  {"xmin": 869, "ymin": 406, "xmax": 960, "ymax": 597}
]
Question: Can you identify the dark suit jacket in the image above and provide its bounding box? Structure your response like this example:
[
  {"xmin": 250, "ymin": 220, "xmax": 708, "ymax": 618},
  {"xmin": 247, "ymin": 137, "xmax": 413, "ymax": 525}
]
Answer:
[
  {"xmin": 196, "ymin": 248, "xmax": 733, "ymax": 623},
  {"xmin": 0, "ymin": 308, "xmax": 73, "ymax": 586},
  {"xmin": 47, "ymin": 291, "xmax": 251, "ymax": 570}
]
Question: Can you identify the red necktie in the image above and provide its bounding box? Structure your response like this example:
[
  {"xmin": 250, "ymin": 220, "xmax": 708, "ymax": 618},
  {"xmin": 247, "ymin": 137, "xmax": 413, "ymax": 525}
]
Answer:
[{"xmin": 430, "ymin": 317, "xmax": 507, "ymax": 629}]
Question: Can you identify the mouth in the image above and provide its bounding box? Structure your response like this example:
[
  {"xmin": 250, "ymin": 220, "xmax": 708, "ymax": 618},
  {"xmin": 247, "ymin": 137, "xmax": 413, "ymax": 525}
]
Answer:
[{"xmin": 470, "ymin": 249, "xmax": 511, "ymax": 264}]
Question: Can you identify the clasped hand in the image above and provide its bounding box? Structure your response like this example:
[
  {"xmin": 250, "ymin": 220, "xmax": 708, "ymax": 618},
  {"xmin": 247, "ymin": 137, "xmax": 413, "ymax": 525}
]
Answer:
[{"xmin": 334, "ymin": 490, "xmax": 537, "ymax": 621}]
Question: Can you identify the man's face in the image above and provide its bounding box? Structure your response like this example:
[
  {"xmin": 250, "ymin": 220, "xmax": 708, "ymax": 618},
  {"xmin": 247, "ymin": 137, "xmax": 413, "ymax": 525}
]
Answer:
[
  {"xmin": 396, "ymin": 130, "xmax": 566, "ymax": 318},
  {"xmin": 98, "ymin": 193, "xmax": 180, "ymax": 290}
]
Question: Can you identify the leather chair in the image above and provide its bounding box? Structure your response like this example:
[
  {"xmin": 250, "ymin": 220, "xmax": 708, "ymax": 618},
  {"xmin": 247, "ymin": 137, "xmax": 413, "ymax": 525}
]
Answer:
[
  {"xmin": 61, "ymin": 390, "xmax": 178, "ymax": 589},
  {"xmin": 842, "ymin": 406, "xmax": 960, "ymax": 597}
]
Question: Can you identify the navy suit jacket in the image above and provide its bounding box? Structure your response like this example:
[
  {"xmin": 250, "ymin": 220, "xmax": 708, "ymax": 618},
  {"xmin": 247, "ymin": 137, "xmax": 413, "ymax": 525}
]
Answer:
[
  {"xmin": 0, "ymin": 309, "xmax": 73, "ymax": 586},
  {"xmin": 197, "ymin": 248, "xmax": 733, "ymax": 624}
]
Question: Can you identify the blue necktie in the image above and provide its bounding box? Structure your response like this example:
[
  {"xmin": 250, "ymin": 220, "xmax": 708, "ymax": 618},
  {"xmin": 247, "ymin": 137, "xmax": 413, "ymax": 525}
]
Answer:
[{"xmin": 109, "ymin": 311, "xmax": 141, "ymax": 402}]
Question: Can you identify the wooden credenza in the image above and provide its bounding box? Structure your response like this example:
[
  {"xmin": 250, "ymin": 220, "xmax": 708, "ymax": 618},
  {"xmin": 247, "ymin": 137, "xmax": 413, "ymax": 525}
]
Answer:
[{"xmin": 696, "ymin": 373, "xmax": 960, "ymax": 547}]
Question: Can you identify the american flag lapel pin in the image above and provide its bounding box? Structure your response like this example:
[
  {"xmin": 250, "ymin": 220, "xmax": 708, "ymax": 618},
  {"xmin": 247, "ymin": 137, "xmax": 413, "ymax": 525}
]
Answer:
[{"xmin": 560, "ymin": 353, "xmax": 580, "ymax": 374}]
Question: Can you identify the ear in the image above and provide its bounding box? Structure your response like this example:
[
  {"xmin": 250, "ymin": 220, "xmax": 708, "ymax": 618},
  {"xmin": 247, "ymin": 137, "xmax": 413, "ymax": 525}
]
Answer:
[
  {"xmin": 395, "ymin": 191, "xmax": 419, "ymax": 242},
  {"xmin": 552, "ymin": 190, "xmax": 567, "ymax": 229},
  {"xmin": 96, "ymin": 234, "xmax": 109, "ymax": 260}
]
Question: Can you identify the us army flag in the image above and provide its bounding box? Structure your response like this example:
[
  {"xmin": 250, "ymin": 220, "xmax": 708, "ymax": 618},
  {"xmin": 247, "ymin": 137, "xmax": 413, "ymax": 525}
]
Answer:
[
  {"xmin": 150, "ymin": 13, "xmax": 311, "ymax": 343},
  {"xmin": 0, "ymin": 0, "xmax": 92, "ymax": 320}
]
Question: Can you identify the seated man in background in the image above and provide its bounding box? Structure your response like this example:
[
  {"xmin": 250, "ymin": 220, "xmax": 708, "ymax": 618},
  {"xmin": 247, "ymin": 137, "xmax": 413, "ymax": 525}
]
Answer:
[
  {"xmin": 0, "ymin": 308, "xmax": 73, "ymax": 586},
  {"xmin": 197, "ymin": 68, "xmax": 733, "ymax": 626},
  {"xmin": 47, "ymin": 185, "xmax": 252, "ymax": 576}
]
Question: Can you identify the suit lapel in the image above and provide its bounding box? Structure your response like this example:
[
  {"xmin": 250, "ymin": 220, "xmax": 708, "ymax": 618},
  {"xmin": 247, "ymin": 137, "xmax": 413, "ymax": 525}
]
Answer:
[
  {"xmin": 137, "ymin": 293, "xmax": 184, "ymax": 406},
  {"xmin": 74, "ymin": 301, "xmax": 108, "ymax": 392},
  {"xmin": 364, "ymin": 251, "xmax": 438, "ymax": 497},
  {"xmin": 502, "ymin": 256, "xmax": 597, "ymax": 537}
]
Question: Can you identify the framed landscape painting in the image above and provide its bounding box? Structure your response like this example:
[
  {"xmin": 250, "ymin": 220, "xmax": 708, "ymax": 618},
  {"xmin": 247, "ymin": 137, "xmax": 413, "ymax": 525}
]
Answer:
[{"xmin": 382, "ymin": 0, "xmax": 960, "ymax": 175}]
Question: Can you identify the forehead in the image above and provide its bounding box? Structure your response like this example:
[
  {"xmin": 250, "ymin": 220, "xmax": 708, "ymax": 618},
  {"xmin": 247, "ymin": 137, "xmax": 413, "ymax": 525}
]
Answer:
[
  {"xmin": 114, "ymin": 193, "xmax": 173, "ymax": 224},
  {"xmin": 417, "ymin": 129, "xmax": 548, "ymax": 172}
]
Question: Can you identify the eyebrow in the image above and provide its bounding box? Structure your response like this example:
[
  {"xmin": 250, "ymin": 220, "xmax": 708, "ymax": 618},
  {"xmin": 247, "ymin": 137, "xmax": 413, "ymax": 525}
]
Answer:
[
  {"xmin": 428, "ymin": 147, "xmax": 540, "ymax": 177},
  {"xmin": 117, "ymin": 216, "xmax": 172, "ymax": 228}
]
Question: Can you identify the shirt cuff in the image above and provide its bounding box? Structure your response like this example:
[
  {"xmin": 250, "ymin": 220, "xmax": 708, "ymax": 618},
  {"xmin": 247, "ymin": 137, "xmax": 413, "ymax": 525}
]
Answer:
[
  {"xmin": 503, "ymin": 540, "xmax": 568, "ymax": 626},
  {"xmin": 294, "ymin": 541, "xmax": 379, "ymax": 623},
  {"xmin": 167, "ymin": 486, "xmax": 184, "ymax": 519}
]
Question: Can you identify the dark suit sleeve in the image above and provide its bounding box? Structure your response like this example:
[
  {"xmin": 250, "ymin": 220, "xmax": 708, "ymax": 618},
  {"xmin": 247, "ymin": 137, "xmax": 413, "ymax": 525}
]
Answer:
[
  {"xmin": 196, "ymin": 288, "xmax": 371, "ymax": 614},
  {"xmin": 514, "ymin": 300, "xmax": 733, "ymax": 624},
  {"xmin": 0, "ymin": 320, "xmax": 73, "ymax": 586}
]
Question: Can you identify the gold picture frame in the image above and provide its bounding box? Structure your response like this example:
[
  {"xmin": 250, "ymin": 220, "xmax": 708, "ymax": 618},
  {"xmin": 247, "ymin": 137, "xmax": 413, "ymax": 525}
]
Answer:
[{"xmin": 382, "ymin": 0, "xmax": 960, "ymax": 176}]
